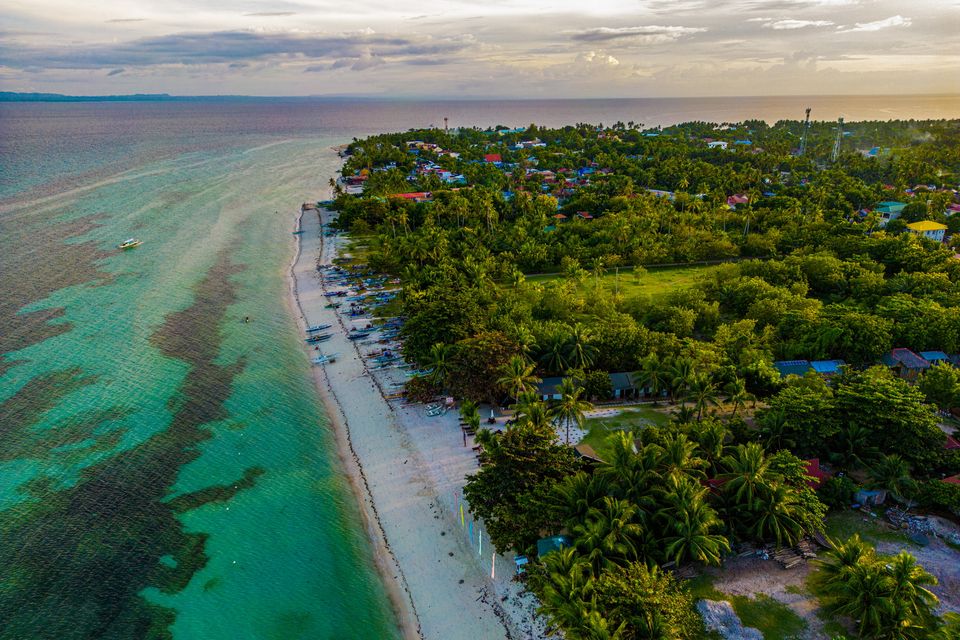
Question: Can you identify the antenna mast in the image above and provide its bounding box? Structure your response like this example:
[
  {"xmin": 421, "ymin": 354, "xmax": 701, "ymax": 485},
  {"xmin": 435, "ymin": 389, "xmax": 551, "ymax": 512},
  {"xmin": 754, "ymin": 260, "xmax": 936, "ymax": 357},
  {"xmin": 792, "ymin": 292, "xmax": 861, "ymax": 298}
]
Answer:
[
  {"xmin": 831, "ymin": 116, "xmax": 844, "ymax": 163},
  {"xmin": 799, "ymin": 107, "xmax": 811, "ymax": 156},
  {"xmin": 444, "ymin": 117, "xmax": 449, "ymax": 133}
]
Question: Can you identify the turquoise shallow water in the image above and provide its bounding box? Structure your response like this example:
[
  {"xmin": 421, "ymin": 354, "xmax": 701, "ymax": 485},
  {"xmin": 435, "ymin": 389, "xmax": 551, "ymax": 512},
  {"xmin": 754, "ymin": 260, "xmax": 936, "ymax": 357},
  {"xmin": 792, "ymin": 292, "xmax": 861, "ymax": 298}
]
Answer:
[{"xmin": 0, "ymin": 133, "xmax": 399, "ymax": 639}]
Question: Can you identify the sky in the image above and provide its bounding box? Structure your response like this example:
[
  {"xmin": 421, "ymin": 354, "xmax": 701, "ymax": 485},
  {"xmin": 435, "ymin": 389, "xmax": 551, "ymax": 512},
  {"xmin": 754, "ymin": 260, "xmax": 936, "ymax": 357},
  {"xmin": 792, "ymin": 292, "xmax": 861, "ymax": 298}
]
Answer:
[{"xmin": 2, "ymin": 0, "xmax": 959, "ymax": 98}]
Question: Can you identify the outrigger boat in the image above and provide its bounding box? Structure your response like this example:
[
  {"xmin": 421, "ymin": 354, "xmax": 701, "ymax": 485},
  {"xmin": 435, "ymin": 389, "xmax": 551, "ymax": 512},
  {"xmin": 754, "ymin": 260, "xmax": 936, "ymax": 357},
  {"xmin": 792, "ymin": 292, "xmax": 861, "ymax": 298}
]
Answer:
[
  {"xmin": 117, "ymin": 238, "xmax": 142, "ymax": 250},
  {"xmin": 347, "ymin": 332, "xmax": 371, "ymax": 340},
  {"xmin": 306, "ymin": 324, "xmax": 332, "ymax": 332},
  {"xmin": 312, "ymin": 353, "xmax": 338, "ymax": 365},
  {"xmin": 306, "ymin": 334, "xmax": 332, "ymax": 343}
]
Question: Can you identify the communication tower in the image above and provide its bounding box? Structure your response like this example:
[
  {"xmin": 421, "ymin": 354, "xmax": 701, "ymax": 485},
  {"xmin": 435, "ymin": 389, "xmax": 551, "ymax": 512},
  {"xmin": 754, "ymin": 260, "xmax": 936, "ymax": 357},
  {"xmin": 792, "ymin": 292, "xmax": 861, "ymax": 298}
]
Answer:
[
  {"xmin": 831, "ymin": 116, "xmax": 844, "ymax": 163},
  {"xmin": 799, "ymin": 107, "xmax": 811, "ymax": 156}
]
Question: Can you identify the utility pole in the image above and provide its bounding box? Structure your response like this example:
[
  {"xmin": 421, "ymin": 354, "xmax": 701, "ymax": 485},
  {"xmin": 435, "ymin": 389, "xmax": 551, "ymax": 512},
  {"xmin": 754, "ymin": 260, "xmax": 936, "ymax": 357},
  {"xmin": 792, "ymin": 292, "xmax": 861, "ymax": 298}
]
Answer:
[
  {"xmin": 799, "ymin": 107, "xmax": 811, "ymax": 156},
  {"xmin": 444, "ymin": 117, "xmax": 448, "ymax": 133},
  {"xmin": 831, "ymin": 116, "xmax": 844, "ymax": 163}
]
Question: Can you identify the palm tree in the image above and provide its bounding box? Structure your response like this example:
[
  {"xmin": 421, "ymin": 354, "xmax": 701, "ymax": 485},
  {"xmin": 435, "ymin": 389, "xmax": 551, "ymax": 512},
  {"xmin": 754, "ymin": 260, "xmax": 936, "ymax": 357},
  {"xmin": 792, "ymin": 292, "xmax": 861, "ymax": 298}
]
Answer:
[
  {"xmin": 566, "ymin": 323, "xmax": 598, "ymax": 370},
  {"xmin": 460, "ymin": 398, "xmax": 480, "ymax": 431},
  {"xmin": 868, "ymin": 454, "xmax": 917, "ymax": 504},
  {"xmin": 510, "ymin": 324, "xmax": 538, "ymax": 363},
  {"xmin": 750, "ymin": 483, "xmax": 805, "ymax": 548},
  {"xmin": 657, "ymin": 475, "xmax": 729, "ymax": 566},
  {"xmin": 496, "ymin": 355, "xmax": 541, "ymax": 401},
  {"xmin": 668, "ymin": 357, "xmax": 694, "ymax": 402},
  {"xmin": 573, "ymin": 497, "xmax": 644, "ymax": 574},
  {"xmin": 635, "ymin": 353, "xmax": 668, "ymax": 401},
  {"xmin": 723, "ymin": 376, "xmax": 754, "ymax": 417},
  {"xmin": 537, "ymin": 547, "xmax": 596, "ymax": 633},
  {"xmin": 720, "ymin": 443, "xmax": 781, "ymax": 511},
  {"xmin": 657, "ymin": 433, "xmax": 707, "ymax": 481},
  {"xmin": 671, "ymin": 404, "xmax": 696, "ymax": 424},
  {"xmin": 830, "ymin": 423, "xmax": 880, "ymax": 471},
  {"xmin": 423, "ymin": 343, "xmax": 453, "ymax": 390},
  {"xmin": 686, "ymin": 373, "xmax": 718, "ymax": 421},
  {"xmin": 599, "ymin": 433, "xmax": 660, "ymax": 509},
  {"xmin": 540, "ymin": 331, "xmax": 570, "ymax": 374},
  {"xmin": 548, "ymin": 471, "xmax": 610, "ymax": 530},
  {"xmin": 688, "ymin": 420, "xmax": 728, "ymax": 475},
  {"xmin": 550, "ymin": 377, "xmax": 593, "ymax": 444},
  {"xmin": 758, "ymin": 409, "xmax": 795, "ymax": 451},
  {"xmin": 886, "ymin": 551, "xmax": 939, "ymax": 623}
]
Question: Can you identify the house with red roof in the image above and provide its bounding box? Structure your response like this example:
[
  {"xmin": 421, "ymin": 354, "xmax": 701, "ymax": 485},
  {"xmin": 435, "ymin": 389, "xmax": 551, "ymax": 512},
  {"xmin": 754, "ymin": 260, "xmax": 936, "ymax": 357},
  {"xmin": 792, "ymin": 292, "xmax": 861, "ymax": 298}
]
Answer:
[
  {"xmin": 727, "ymin": 194, "xmax": 749, "ymax": 208},
  {"xmin": 881, "ymin": 348, "xmax": 931, "ymax": 381},
  {"xmin": 483, "ymin": 153, "xmax": 502, "ymax": 164},
  {"xmin": 804, "ymin": 458, "xmax": 831, "ymax": 489}
]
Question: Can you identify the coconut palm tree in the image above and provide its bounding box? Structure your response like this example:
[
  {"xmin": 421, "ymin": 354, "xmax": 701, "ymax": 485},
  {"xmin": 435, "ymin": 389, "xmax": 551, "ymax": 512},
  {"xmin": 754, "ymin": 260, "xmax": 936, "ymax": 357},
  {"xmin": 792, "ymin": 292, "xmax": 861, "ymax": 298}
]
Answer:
[
  {"xmin": 635, "ymin": 353, "xmax": 668, "ymax": 401},
  {"xmin": 550, "ymin": 377, "xmax": 593, "ymax": 444},
  {"xmin": 668, "ymin": 357, "xmax": 694, "ymax": 402},
  {"xmin": 510, "ymin": 324, "xmax": 538, "ymax": 363},
  {"xmin": 599, "ymin": 432, "xmax": 661, "ymax": 510},
  {"xmin": 723, "ymin": 376, "xmax": 754, "ymax": 417},
  {"xmin": 540, "ymin": 331, "xmax": 571, "ymax": 374},
  {"xmin": 423, "ymin": 343, "xmax": 453, "ymax": 390},
  {"xmin": 537, "ymin": 547, "xmax": 596, "ymax": 633},
  {"xmin": 548, "ymin": 471, "xmax": 610, "ymax": 530},
  {"xmin": 750, "ymin": 482, "xmax": 805, "ymax": 548},
  {"xmin": 573, "ymin": 497, "xmax": 645, "ymax": 574},
  {"xmin": 720, "ymin": 443, "xmax": 781, "ymax": 511},
  {"xmin": 496, "ymin": 355, "xmax": 541, "ymax": 401},
  {"xmin": 887, "ymin": 551, "xmax": 939, "ymax": 623},
  {"xmin": 657, "ymin": 475, "xmax": 729, "ymax": 566},
  {"xmin": 658, "ymin": 433, "xmax": 707, "ymax": 481},
  {"xmin": 686, "ymin": 373, "xmax": 718, "ymax": 421},
  {"xmin": 868, "ymin": 454, "xmax": 917, "ymax": 504},
  {"xmin": 460, "ymin": 399, "xmax": 480, "ymax": 431},
  {"xmin": 757, "ymin": 409, "xmax": 795, "ymax": 451},
  {"xmin": 830, "ymin": 423, "xmax": 880, "ymax": 471},
  {"xmin": 566, "ymin": 323, "xmax": 598, "ymax": 371}
]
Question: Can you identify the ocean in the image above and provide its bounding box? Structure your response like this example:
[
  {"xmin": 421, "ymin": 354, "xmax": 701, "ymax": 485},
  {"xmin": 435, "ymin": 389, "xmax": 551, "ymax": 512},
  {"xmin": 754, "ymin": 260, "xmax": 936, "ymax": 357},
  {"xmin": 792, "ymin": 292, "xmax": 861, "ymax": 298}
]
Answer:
[{"xmin": 1, "ymin": 95, "xmax": 958, "ymax": 640}]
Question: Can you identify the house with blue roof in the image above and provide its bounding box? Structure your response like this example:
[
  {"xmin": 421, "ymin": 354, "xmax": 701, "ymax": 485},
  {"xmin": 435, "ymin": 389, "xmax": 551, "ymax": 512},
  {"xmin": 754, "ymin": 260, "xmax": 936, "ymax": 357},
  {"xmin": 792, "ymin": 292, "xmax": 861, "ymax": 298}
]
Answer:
[
  {"xmin": 875, "ymin": 201, "xmax": 907, "ymax": 227},
  {"xmin": 919, "ymin": 351, "xmax": 950, "ymax": 365},
  {"xmin": 774, "ymin": 360, "xmax": 812, "ymax": 378},
  {"xmin": 811, "ymin": 360, "xmax": 845, "ymax": 376},
  {"xmin": 881, "ymin": 348, "xmax": 931, "ymax": 381}
]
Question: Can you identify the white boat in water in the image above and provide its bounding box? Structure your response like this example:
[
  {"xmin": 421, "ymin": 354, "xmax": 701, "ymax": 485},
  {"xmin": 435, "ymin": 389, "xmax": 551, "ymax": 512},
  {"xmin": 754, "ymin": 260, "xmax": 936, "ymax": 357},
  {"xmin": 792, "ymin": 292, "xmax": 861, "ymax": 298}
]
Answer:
[{"xmin": 117, "ymin": 238, "xmax": 143, "ymax": 250}]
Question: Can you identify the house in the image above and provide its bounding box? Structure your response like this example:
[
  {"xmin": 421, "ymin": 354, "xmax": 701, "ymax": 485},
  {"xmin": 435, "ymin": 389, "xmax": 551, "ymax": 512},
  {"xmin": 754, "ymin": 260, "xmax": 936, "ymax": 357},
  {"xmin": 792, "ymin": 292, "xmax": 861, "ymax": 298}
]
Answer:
[
  {"xmin": 804, "ymin": 458, "xmax": 831, "ymax": 489},
  {"xmin": 483, "ymin": 153, "xmax": 502, "ymax": 164},
  {"xmin": 536, "ymin": 535, "xmax": 572, "ymax": 558},
  {"xmin": 390, "ymin": 191, "xmax": 433, "ymax": 203},
  {"xmin": 774, "ymin": 360, "xmax": 812, "ymax": 379},
  {"xmin": 707, "ymin": 141, "xmax": 728, "ymax": 150},
  {"xmin": 919, "ymin": 351, "xmax": 950, "ymax": 366},
  {"xmin": 946, "ymin": 435, "xmax": 960, "ymax": 451},
  {"xmin": 536, "ymin": 377, "xmax": 564, "ymax": 401},
  {"xmin": 609, "ymin": 372, "xmax": 639, "ymax": 399},
  {"xmin": 907, "ymin": 221, "xmax": 947, "ymax": 242},
  {"xmin": 553, "ymin": 213, "xmax": 568, "ymax": 222},
  {"xmin": 573, "ymin": 443, "xmax": 604, "ymax": 464},
  {"xmin": 875, "ymin": 201, "xmax": 906, "ymax": 226},
  {"xmin": 575, "ymin": 211, "xmax": 593, "ymax": 220},
  {"xmin": 943, "ymin": 474, "xmax": 960, "ymax": 486},
  {"xmin": 727, "ymin": 194, "xmax": 749, "ymax": 208},
  {"xmin": 881, "ymin": 348, "xmax": 931, "ymax": 380},
  {"xmin": 810, "ymin": 360, "xmax": 845, "ymax": 376}
]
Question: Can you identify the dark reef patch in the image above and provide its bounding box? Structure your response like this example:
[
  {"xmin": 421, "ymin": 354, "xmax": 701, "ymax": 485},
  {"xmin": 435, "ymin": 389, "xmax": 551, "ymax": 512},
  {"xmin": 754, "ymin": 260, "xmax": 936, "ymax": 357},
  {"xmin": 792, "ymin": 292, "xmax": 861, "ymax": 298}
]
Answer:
[
  {"xmin": 0, "ymin": 212, "xmax": 114, "ymax": 375},
  {"xmin": 0, "ymin": 250, "xmax": 264, "ymax": 640}
]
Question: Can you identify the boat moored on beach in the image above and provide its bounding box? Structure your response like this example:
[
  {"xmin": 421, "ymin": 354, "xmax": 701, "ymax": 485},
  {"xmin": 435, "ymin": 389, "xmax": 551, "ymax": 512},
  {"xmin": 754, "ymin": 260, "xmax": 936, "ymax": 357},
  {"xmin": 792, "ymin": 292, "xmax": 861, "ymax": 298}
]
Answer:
[
  {"xmin": 306, "ymin": 324, "xmax": 332, "ymax": 332},
  {"xmin": 306, "ymin": 333, "xmax": 332, "ymax": 343}
]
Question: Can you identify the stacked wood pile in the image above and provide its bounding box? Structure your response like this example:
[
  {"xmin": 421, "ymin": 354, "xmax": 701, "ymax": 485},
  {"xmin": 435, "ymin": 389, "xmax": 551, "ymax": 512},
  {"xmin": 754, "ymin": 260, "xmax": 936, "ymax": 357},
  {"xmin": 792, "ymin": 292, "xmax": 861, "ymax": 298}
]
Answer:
[{"xmin": 773, "ymin": 538, "xmax": 819, "ymax": 569}]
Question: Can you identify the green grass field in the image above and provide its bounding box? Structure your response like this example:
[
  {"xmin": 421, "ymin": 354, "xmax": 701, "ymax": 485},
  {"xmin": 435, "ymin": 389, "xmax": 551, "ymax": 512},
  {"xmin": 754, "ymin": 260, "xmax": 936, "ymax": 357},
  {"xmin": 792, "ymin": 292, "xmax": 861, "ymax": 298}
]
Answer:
[
  {"xmin": 527, "ymin": 264, "xmax": 720, "ymax": 300},
  {"xmin": 579, "ymin": 406, "xmax": 671, "ymax": 459},
  {"xmin": 687, "ymin": 575, "xmax": 807, "ymax": 640},
  {"xmin": 823, "ymin": 510, "xmax": 914, "ymax": 547}
]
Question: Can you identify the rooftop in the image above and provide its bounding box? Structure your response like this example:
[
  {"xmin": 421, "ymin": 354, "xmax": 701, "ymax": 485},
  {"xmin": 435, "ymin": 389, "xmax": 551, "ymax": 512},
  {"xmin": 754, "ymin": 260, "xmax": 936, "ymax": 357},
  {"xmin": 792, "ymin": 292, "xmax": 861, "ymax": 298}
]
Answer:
[{"xmin": 907, "ymin": 220, "xmax": 947, "ymax": 231}]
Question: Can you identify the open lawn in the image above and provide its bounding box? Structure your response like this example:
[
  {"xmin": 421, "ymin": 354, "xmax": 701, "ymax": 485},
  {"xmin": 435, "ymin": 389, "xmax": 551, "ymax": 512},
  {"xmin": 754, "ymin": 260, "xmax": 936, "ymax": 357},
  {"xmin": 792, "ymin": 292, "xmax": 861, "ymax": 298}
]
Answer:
[
  {"xmin": 527, "ymin": 263, "xmax": 721, "ymax": 300},
  {"xmin": 578, "ymin": 406, "xmax": 671, "ymax": 459},
  {"xmin": 687, "ymin": 574, "xmax": 808, "ymax": 640},
  {"xmin": 823, "ymin": 509, "xmax": 914, "ymax": 547}
]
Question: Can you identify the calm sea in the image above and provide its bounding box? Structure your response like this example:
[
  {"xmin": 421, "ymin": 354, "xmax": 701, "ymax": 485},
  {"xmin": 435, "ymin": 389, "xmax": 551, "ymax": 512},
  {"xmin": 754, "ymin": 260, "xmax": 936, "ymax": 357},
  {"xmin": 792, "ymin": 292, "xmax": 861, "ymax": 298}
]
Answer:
[{"xmin": 1, "ymin": 95, "xmax": 958, "ymax": 640}]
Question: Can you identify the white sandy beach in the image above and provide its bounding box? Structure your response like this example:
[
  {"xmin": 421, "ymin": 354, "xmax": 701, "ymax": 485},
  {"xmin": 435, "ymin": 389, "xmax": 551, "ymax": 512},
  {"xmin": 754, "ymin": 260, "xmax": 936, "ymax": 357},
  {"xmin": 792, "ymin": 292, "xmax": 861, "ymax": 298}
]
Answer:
[{"xmin": 288, "ymin": 200, "xmax": 550, "ymax": 639}]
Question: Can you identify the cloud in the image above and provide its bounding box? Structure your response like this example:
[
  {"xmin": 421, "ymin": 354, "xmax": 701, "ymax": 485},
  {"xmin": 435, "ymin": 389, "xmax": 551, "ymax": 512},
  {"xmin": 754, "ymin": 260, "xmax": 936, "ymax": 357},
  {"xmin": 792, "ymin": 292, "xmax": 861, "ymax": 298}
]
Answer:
[
  {"xmin": 765, "ymin": 19, "xmax": 835, "ymax": 29},
  {"xmin": 106, "ymin": 68, "xmax": 125, "ymax": 76},
  {"xmin": 837, "ymin": 15, "xmax": 911, "ymax": 33},
  {"xmin": 568, "ymin": 25, "xmax": 706, "ymax": 44},
  {"xmin": 576, "ymin": 51, "xmax": 620, "ymax": 66},
  {"xmin": 106, "ymin": 18, "xmax": 144, "ymax": 23},
  {"xmin": 0, "ymin": 30, "xmax": 475, "ymax": 71},
  {"xmin": 242, "ymin": 12, "xmax": 296, "ymax": 17}
]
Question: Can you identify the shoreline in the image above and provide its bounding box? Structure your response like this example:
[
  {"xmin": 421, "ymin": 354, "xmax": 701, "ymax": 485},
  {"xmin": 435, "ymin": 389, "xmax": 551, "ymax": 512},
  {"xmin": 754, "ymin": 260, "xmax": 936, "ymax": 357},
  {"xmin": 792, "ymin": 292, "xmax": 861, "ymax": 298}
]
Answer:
[
  {"xmin": 287, "ymin": 171, "xmax": 550, "ymax": 639},
  {"xmin": 286, "ymin": 203, "xmax": 421, "ymax": 640}
]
